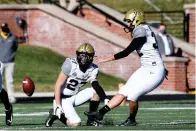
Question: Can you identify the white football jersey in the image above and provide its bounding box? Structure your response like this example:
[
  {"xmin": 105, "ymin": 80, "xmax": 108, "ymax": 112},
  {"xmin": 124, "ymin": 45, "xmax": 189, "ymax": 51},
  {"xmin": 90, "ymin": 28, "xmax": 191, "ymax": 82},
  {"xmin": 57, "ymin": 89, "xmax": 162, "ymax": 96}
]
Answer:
[
  {"xmin": 61, "ymin": 58, "xmax": 98, "ymax": 96},
  {"xmin": 132, "ymin": 25, "xmax": 164, "ymax": 66}
]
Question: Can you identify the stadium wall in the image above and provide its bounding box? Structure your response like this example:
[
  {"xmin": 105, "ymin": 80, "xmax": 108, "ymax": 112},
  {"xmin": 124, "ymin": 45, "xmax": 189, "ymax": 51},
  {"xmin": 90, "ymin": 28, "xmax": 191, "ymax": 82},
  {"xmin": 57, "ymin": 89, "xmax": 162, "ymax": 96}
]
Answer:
[
  {"xmin": 184, "ymin": 4, "xmax": 195, "ymax": 45},
  {"xmin": 0, "ymin": 5, "xmax": 194, "ymax": 92}
]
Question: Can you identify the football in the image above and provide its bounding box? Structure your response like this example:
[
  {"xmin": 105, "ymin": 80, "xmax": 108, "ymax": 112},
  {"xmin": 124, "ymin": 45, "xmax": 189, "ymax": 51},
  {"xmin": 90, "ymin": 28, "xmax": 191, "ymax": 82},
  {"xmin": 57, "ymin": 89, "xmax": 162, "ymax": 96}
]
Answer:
[{"xmin": 22, "ymin": 77, "xmax": 35, "ymax": 96}]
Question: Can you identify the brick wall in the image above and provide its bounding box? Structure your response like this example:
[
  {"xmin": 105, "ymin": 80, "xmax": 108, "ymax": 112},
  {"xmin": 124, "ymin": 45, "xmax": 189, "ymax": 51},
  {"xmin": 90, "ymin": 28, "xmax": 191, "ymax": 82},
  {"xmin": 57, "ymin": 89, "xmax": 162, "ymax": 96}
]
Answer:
[
  {"xmin": 188, "ymin": 8, "xmax": 195, "ymax": 44},
  {"xmin": 183, "ymin": 3, "xmax": 195, "ymax": 89},
  {"xmin": 0, "ymin": 10, "xmax": 26, "ymax": 38},
  {"xmin": 77, "ymin": 9, "xmax": 131, "ymax": 40},
  {"xmin": 161, "ymin": 58, "xmax": 188, "ymax": 92},
  {"xmin": 183, "ymin": 53, "xmax": 195, "ymax": 89},
  {"xmin": 184, "ymin": 4, "xmax": 195, "ymax": 45},
  {"xmin": 0, "ymin": 8, "xmax": 193, "ymax": 92}
]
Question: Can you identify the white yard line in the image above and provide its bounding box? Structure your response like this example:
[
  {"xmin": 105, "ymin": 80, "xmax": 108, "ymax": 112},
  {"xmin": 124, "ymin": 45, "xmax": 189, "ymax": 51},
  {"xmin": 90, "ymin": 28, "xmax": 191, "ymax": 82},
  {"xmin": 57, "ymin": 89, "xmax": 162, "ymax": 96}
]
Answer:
[
  {"xmin": 0, "ymin": 107, "xmax": 194, "ymax": 116},
  {"xmin": 0, "ymin": 112, "xmax": 48, "ymax": 116},
  {"xmin": 139, "ymin": 107, "xmax": 195, "ymax": 110}
]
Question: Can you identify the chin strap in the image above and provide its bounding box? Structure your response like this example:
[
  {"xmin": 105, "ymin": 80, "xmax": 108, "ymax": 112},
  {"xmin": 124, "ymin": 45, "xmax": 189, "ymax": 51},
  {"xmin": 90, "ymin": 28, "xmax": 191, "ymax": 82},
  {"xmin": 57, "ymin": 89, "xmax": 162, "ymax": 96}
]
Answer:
[{"xmin": 79, "ymin": 64, "xmax": 88, "ymax": 72}]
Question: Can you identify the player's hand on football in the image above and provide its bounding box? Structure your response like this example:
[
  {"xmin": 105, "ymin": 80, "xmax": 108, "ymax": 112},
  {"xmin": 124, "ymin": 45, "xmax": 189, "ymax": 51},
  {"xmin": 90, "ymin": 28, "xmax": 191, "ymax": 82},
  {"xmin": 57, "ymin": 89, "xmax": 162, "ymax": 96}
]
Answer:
[
  {"xmin": 55, "ymin": 104, "xmax": 64, "ymax": 119},
  {"xmin": 104, "ymin": 99, "xmax": 109, "ymax": 105}
]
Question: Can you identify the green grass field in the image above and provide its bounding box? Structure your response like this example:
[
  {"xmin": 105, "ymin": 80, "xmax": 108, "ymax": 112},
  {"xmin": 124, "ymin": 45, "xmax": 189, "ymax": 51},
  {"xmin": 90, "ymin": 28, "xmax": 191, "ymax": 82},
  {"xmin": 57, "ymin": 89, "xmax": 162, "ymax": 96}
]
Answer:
[
  {"xmin": 89, "ymin": 0, "xmax": 195, "ymax": 12},
  {"xmin": 0, "ymin": 0, "xmax": 194, "ymax": 10},
  {"xmin": 9, "ymin": 45, "xmax": 124, "ymax": 92},
  {"xmin": 0, "ymin": 100, "xmax": 195, "ymax": 130}
]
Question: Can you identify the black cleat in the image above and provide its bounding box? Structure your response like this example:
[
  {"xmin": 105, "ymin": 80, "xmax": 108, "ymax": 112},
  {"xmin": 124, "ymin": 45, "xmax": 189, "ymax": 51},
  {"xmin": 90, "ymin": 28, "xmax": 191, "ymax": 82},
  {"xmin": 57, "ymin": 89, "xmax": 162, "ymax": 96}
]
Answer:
[
  {"xmin": 116, "ymin": 118, "xmax": 137, "ymax": 126},
  {"xmin": 87, "ymin": 120, "xmax": 102, "ymax": 126},
  {"xmin": 45, "ymin": 109, "xmax": 58, "ymax": 127},
  {"xmin": 5, "ymin": 105, "xmax": 13, "ymax": 126},
  {"xmin": 84, "ymin": 111, "xmax": 103, "ymax": 121},
  {"xmin": 59, "ymin": 113, "xmax": 67, "ymax": 126}
]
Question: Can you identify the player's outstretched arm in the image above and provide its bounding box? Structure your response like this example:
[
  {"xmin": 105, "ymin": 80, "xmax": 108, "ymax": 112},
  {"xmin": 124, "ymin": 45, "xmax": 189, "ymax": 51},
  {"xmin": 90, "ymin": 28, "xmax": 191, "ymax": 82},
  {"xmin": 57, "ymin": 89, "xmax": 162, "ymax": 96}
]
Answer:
[
  {"xmin": 54, "ymin": 72, "xmax": 68, "ymax": 118},
  {"xmin": 97, "ymin": 37, "xmax": 146, "ymax": 64},
  {"xmin": 54, "ymin": 72, "xmax": 68, "ymax": 104},
  {"xmin": 97, "ymin": 56, "xmax": 115, "ymax": 64},
  {"xmin": 90, "ymin": 68, "xmax": 109, "ymax": 103},
  {"xmin": 114, "ymin": 37, "xmax": 146, "ymax": 60}
]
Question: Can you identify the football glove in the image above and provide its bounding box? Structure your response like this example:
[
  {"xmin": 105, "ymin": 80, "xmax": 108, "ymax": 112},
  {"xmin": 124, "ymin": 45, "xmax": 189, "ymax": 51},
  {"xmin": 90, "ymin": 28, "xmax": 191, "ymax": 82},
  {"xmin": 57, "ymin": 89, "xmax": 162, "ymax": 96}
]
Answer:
[
  {"xmin": 54, "ymin": 104, "xmax": 64, "ymax": 119},
  {"xmin": 104, "ymin": 99, "xmax": 109, "ymax": 105}
]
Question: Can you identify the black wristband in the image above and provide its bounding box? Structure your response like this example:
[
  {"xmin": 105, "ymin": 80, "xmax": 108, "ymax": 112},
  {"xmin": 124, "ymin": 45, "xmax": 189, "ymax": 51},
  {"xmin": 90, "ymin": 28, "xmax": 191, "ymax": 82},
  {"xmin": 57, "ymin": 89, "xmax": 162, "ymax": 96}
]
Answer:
[{"xmin": 92, "ymin": 81, "xmax": 107, "ymax": 100}]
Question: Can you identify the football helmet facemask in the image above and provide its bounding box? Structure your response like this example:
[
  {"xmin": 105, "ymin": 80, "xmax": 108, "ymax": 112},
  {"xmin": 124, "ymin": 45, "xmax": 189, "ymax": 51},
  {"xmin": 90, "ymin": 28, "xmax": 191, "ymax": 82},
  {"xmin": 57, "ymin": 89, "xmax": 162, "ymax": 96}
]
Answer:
[
  {"xmin": 76, "ymin": 43, "xmax": 95, "ymax": 67},
  {"xmin": 123, "ymin": 9, "xmax": 145, "ymax": 33}
]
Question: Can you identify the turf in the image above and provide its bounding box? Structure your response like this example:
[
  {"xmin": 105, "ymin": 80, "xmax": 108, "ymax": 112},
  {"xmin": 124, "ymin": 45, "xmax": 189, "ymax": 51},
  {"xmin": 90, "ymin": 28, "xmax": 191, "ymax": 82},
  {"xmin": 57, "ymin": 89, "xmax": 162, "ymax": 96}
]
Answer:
[
  {"xmin": 8, "ymin": 45, "xmax": 124, "ymax": 92},
  {"xmin": 0, "ymin": 100, "xmax": 195, "ymax": 130}
]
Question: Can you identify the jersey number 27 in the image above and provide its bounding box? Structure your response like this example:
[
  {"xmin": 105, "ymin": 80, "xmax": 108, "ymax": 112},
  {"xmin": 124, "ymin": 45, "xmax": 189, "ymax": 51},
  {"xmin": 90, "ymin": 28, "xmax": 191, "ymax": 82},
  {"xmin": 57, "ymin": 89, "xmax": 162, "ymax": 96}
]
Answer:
[{"xmin": 67, "ymin": 79, "xmax": 86, "ymax": 91}]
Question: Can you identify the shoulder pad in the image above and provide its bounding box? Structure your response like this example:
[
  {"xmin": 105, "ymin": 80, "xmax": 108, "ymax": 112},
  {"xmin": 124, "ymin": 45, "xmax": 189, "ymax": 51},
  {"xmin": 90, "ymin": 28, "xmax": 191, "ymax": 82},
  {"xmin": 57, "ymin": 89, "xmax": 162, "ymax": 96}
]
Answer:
[
  {"xmin": 69, "ymin": 58, "xmax": 78, "ymax": 64},
  {"xmin": 67, "ymin": 58, "xmax": 78, "ymax": 71},
  {"xmin": 89, "ymin": 63, "xmax": 98, "ymax": 69},
  {"xmin": 133, "ymin": 25, "xmax": 146, "ymax": 38}
]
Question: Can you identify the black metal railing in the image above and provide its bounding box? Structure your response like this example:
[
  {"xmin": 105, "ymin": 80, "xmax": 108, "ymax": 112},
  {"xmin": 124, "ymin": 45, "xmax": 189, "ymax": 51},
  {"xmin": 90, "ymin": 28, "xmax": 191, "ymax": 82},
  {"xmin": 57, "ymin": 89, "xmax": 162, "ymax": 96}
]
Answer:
[
  {"xmin": 143, "ymin": 11, "xmax": 189, "ymax": 41},
  {"xmin": 77, "ymin": 0, "xmax": 129, "ymax": 28}
]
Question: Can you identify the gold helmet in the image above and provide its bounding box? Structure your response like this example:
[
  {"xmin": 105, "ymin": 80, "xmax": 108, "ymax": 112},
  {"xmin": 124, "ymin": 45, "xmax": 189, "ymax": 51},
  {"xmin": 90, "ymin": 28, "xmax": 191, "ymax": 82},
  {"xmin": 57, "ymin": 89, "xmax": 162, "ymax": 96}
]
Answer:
[
  {"xmin": 76, "ymin": 43, "xmax": 95, "ymax": 66},
  {"xmin": 123, "ymin": 9, "xmax": 145, "ymax": 32}
]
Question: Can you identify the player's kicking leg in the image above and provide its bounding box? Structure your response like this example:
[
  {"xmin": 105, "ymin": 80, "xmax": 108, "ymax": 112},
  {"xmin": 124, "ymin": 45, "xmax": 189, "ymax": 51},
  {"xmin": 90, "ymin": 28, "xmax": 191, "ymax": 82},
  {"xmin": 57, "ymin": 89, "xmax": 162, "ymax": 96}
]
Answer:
[
  {"xmin": 85, "ymin": 94, "xmax": 137, "ymax": 126},
  {"xmin": 116, "ymin": 101, "xmax": 137, "ymax": 126}
]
